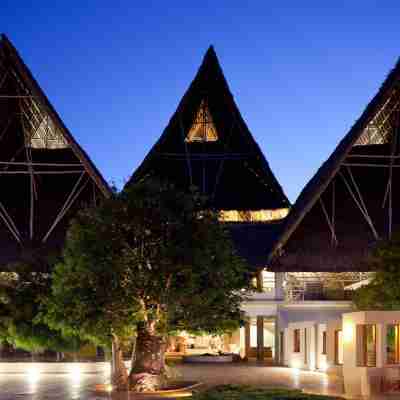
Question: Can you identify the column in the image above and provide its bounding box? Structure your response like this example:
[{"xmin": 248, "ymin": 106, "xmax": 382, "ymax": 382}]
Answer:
[
  {"xmin": 274, "ymin": 315, "xmax": 280, "ymax": 364},
  {"xmin": 257, "ymin": 316, "xmax": 264, "ymax": 362},
  {"xmin": 244, "ymin": 319, "xmax": 251, "ymax": 359}
]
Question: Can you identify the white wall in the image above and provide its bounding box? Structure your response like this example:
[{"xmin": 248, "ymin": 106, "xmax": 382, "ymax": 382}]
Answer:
[
  {"xmin": 284, "ymin": 321, "xmax": 327, "ymax": 372},
  {"xmin": 341, "ymin": 311, "xmax": 400, "ymax": 397}
]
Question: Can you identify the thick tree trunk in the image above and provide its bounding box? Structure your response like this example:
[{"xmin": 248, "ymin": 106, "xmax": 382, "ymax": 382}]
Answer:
[
  {"xmin": 111, "ymin": 334, "xmax": 128, "ymax": 391},
  {"xmin": 129, "ymin": 327, "xmax": 167, "ymax": 392}
]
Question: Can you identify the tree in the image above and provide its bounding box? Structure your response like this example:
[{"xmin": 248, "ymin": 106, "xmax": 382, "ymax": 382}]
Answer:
[
  {"xmin": 44, "ymin": 181, "xmax": 250, "ymax": 391},
  {"xmin": 354, "ymin": 233, "xmax": 400, "ymax": 310},
  {"xmin": 0, "ymin": 260, "xmax": 81, "ymax": 357}
]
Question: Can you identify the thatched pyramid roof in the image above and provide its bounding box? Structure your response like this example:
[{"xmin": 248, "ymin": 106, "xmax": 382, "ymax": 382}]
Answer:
[
  {"xmin": 127, "ymin": 46, "xmax": 289, "ymax": 211},
  {"xmin": 0, "ymin": 34, "xmax": 111, "ymax": 266},
  {"xmin": 270, "ymin": 57, "xmax": 400, "ymax": 272}
]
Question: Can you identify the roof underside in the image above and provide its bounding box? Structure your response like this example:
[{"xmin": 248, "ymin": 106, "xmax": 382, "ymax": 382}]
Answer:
[
  {"xmin": 127, "ymin": 46, "xmax": 289, "ymax": 211},
  {"xmin": 270, "ymin": 57, "xmax": 400, "ymax": 272},
  {"xmin": 0, "ymin": 34, "xmax": 110, "ymax": 266}
]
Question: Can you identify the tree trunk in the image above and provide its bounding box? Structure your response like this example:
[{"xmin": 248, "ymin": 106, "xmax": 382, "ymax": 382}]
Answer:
[
  {"xmin": 111, "ymin": 334, "xmax": 128, "ymax": 391},
  {"xmin": 129, "ymin": 327, "xmax": 167, "ymax": 392}
]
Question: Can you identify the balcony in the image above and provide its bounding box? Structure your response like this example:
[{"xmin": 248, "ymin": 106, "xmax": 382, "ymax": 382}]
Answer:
[{"xmin": 283, "ymin": 272, "xmax": 372, "ymax": 302}]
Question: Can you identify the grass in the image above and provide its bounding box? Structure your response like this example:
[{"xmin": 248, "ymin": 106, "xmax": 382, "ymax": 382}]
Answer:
[{"xmin": 192, "ymin": 385, "xmax": 344, "ymax": 400}]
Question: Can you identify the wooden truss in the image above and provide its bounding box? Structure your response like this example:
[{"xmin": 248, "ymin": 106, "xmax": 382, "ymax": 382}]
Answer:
[
  {"xmin": 0, "ymin": 49, "xmax": 101, "ymax": 247},
  {"xmin": 320, "ymin": 90, "xmax": 400, "ymax": 244}
]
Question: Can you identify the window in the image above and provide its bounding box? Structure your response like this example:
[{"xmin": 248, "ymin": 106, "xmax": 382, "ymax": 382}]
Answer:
[
  {"xmin": 356, "ymin": 325, "xmax": 376, "ymax": 367},
  {"xmin": 218, "ymin": 208, "xmax": 289, "ymax": 222},
  {"xmin": 322, "ymin": 331, "xmax": 327, "ymax": 355},
  {"xmin": 387, "ymin": 324, "xmax": 400, "ymax": 364},
  {"xmin": 335, "ymin": 330, "xmax": 343, "ymax": 365},
  {"xmin": 293, "ymin": 329, "xmax": 300, "ymax": 353},
  {"xmin": 186, "ymin": 99, "xmax": 218, "ymax": 142}
]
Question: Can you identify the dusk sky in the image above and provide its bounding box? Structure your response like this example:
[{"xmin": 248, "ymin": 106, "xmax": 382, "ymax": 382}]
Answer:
[{"xmin": 1, "ymin": 1, "xmax": 399, "ymax": 201}]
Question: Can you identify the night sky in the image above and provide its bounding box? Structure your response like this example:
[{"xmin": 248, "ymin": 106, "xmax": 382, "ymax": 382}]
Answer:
[{"xmin": 1, "ymin": 1, "xmax": 399, "ymax": 201}]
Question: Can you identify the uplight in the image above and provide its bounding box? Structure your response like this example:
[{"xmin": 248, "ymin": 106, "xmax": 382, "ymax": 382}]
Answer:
[{"xmin": 319, "ymin": 361, "xmax": 328, "ymax": 372}]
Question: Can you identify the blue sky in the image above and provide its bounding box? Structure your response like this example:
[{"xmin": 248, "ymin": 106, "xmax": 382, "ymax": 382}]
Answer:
[{"xmin": 1, "ymin": 1, "xmax": 399, "ymax": 201}]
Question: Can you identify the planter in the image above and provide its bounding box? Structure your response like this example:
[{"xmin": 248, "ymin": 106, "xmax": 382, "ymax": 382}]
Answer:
[
  {"xmin": 94, "ymin": 380, "xmax": 202, "ymax": 395},
  {"xmin": 183, "ymin": 354, "xmax": 233, "ymax": 363}
]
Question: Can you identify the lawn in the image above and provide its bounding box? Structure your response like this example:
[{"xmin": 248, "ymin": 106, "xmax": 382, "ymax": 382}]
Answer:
[{"xmin": 193, "ymin": 385, "xmax": 344, "ymax": 400}]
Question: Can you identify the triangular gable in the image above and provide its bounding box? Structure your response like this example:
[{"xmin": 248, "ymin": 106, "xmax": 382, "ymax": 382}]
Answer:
[
  {"xmin": 0, "ymin": 34, "xmax": 111, "ymax": 263},
  {"xmin": 127, "ymin": 46, "xmax": 289, "ymax": 211},
  {"xmin": 270, "ymin": 57, "xmax": 400, "ymax": 270}
]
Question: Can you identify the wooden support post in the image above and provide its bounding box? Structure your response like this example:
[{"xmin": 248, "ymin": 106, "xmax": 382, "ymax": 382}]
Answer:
[
  {"xmin": 257, "ymin": 316, "xmax": 264, "ymax": 362},
  {"xmin": 244, "ymin": 319, "xmax": 251, "ymax": 360},
  {"xmin": 339, "ymin": 170, "xmax": 379, "ymax": 240}
]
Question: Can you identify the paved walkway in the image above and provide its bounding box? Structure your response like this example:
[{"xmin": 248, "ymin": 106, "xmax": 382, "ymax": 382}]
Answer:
[{"xmin": 0, "ymin": 362, "xmax": 397, "ymax": 399}]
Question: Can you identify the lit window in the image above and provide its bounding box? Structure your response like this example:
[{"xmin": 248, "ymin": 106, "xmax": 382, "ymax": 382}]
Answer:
[
  {"xmin": 293, "ymin": 329, "xmax": 300, "ymax": 353},
  {"xmin": 356, "ymin": 325, "xmax": 376, "ymax": 367},
  {"xmin": 218, "ymin": 208, "xmax": 289, "ymax": 222},
  {"xmin": 387, "ymin": 324, "xmax": 400, "ymax": 364},
  {"xmin": 186, "ymin": 99, "xmax": 218, "ymax": 142}
]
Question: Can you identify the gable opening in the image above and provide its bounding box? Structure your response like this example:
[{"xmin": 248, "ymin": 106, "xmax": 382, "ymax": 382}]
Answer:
[{"xmin": 185, "ymin": 99, "xmax": 218, "ymax": 143}]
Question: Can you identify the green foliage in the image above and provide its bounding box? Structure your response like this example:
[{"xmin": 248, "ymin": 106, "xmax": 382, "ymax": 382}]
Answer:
[
  {"xmin": 192, "ymin": 385, "xmax": 344, "ymax": 400},
  {"xmin": 44, "ymin": 180, "xmax": 251, "ymax": 345},
  {"xmin": 354, "ymin": 233, "xmax": 400, "ymax": 310},
  {"xmin": 0, "ymin": 262, "xmax": 81, "ymax": 352}
]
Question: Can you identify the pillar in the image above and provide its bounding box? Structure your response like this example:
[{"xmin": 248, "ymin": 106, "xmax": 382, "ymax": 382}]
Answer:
[
  {"xmin": 244, "ymin": 319, "xmax": 251, "ymax": 359},
  {"xmin": 257, "ymin": 316, "xmax": 264, "ymax": 362},
  {"xmin": 274, "ymin": 315, "xmax": 280, "ymax": 364}
]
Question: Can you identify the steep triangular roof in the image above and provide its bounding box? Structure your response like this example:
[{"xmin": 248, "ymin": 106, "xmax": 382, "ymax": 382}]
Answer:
[
  {"xmin": 0, "ymin": 34, "xmax": 110, "ymax": 196},
  {"xmin": 0, "ymin": 34, "xmax": 111, "ymax": 264},
  {"xmin": 128, "ymin": 46, "xmax": 289, "ymax": 211},
  {"xmin": 270, "ymin": 57, "xmax": 400, "ymax": 270}
]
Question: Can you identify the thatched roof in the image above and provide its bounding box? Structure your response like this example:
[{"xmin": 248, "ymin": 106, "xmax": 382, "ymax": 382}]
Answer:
[
  {"xmin": 126, "ymin": 46, "xmax": 289, "ymax": 211},
  {"xmin": 269, "ymin": 57, "xmax": 400, "ymax": 272},
  {"xmin": 0, "ymin": 34, "xmax": 111, "ymax": 266},
  {"xmin": 227, "ymin": 222, "xmax": 284, "ymax": 270}
]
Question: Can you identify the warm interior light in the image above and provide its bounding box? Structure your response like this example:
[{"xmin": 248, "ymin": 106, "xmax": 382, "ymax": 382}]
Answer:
[{"xmin": 219, "ymin": 208, "xmax": 289, "ymax": 222}]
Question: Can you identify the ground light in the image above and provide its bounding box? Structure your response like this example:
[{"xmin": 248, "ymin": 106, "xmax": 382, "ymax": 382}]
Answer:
[
  {"xmin": 68, "ymin": 364, "xmax": 81, "ymax": 382},
  {"xmin": 27, "ymin": 364, "xmax": 40, "ymax": 384}
]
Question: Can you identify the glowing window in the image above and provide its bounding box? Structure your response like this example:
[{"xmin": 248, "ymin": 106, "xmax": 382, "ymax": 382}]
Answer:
[
  {"xmin": 356, "ymin": 325, "xmax": 376, "ymax": 367},
  {"xmin": 387, "ymin": 324, "xmax": 400, "ymax": 365},
  {"xmin": 186, "ymin": 100, "xmax": 218, "ymax": 142},
  {"xmin": 218, "ymin": 208, "xmax": 289, "ymax": 222}
]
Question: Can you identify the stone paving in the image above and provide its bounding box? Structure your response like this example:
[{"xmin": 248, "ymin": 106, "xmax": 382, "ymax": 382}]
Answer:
[{"xmin": 0, "ymin": 362, "xmax": 396, "ymax": 399}]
